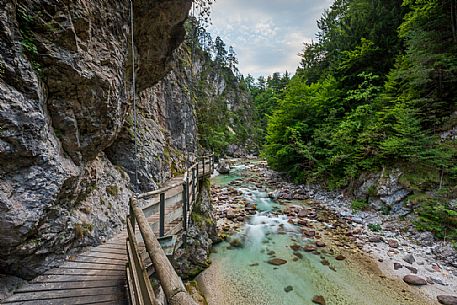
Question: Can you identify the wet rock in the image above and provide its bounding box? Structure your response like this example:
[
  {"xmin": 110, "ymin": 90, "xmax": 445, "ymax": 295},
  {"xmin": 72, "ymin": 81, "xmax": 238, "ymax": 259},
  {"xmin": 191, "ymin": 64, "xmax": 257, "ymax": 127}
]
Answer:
[
  {"xmin": 316, "ymin": 241, "xmax": 326, "ymax": 248},
  {"xmin": 294, "ymin": 252, "xmax": 303, "ymax": 259},
  {"xmin": 312, "ymin": 295, "xmax": 326, "ymax": 305},
  {"xmin": 403, "ymin": 253, "xmax": 415, "ymax": 264},
  {"xmin": 290, "ymin": 244, "xmax": 301, "ymax": 251},
  {"xmin": 304, "ymin": 245, "xmax": 317, "ymax": 252},
  {"xmin": 217, "ymin": 159, "xmax": 230, "ymax": 174},
  {"xmin": 268, "ymin": 258, "xmax": 287, "ymax": 266},
  {"xmin": 403, "ymin": 275, "xmax": 427, "ymax": 286},
  {"xmin": 437, "ymin": 295, "xmax": 457, "ymax": 305},
  {"xmin": 229, "ymin": 238, "xmax": 243, "ymax": 248},
  {"xmin": 335, "ymin": 255, "xmax": 346, "ymax": 261},
  {"xmin": 284, "ymin": 285, "xmax": 293, "ymax": 293},
  {"xmin": 304, "ymin": 230, "xmax": 316, "ymax": 237}
]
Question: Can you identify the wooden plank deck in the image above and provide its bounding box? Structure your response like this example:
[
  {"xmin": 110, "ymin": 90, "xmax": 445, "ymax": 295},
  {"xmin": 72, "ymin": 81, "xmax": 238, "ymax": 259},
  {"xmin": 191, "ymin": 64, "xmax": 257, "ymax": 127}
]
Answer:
[
  {"xmin": 1, "ymin": 233, "xmax": 129, "ymax": 305},
  {"xmin": 1, "ymin": 157, "xmax": 213, "ymax": 305}
]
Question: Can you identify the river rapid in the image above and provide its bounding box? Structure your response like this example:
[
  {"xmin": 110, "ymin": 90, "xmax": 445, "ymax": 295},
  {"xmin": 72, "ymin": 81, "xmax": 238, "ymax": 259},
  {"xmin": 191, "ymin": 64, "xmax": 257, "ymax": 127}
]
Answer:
[{"xmin": 196, "ymin": 161, "xmax": 435, "ymax": 305}]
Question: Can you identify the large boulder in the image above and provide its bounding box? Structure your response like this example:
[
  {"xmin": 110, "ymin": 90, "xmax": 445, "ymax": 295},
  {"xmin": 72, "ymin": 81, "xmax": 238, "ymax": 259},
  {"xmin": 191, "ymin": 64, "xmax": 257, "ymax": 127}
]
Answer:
[{"xmin": 217, "ymin": 159, "xmax": 230, "ymax": 174}]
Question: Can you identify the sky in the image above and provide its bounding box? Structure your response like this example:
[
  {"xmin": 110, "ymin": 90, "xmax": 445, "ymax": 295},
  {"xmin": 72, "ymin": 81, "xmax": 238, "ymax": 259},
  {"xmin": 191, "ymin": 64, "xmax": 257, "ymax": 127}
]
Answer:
[{"xmin": 207, "ymin": 0, "xmax": 334, "ymax": 78}]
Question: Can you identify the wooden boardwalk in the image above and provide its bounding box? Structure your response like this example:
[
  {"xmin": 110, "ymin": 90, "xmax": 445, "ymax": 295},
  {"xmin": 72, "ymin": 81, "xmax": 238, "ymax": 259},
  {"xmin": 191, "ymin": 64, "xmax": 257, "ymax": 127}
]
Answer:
[
  {"xmin": 1, "ymin": 232, "xmax": 129, "ymax": 305},
  {"xmin": 2, "ymin": 155, "xmax": 214, "ymax": 305}
]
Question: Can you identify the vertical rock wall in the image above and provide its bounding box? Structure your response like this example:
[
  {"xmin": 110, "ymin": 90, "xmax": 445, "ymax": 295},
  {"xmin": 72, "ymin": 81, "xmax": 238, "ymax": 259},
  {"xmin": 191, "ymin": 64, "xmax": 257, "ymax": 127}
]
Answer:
[{"xmin": 0, "ymin": 0, "xmax": 191, "ymax": 279}]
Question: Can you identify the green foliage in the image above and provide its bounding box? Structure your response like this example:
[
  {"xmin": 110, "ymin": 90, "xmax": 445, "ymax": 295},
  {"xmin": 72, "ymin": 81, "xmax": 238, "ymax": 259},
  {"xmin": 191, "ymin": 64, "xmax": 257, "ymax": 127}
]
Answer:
[
  {"xmin": 254, "ymin": 0, "xmax": 457, "ymax": 241},
  {"xmin": 187, "ymin": 20, "xmax": 259, "ymax": 155},
  {"xmin": 415, "ymin": 199, "xmax": 457, "ymax": 241},
  {"xmin": 351, "ymin": 199, "xmax": 368, "ymax": 211},
  {"xmin": 258, "ymin": 0, "xmax": 457, "ymax": 189},
  {"xmin": 368, "ymin": 223, "xmax": 382, "ymax": 232}
]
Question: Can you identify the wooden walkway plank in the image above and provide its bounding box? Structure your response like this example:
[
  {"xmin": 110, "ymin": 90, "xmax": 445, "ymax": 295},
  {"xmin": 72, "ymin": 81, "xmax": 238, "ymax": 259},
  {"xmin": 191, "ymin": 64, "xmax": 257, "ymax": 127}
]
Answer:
[
  {"xmin": 65, "ymin": 256, "xmax": 127, "ymax": 266},
  {"xmin": 44, "ymin": 268, "xmax": 124, "ymax": 277},
  {"xmin": 31, "ymin": 274, "xmax": 126, "ymax": 284},
  {"xmin": 2, "ymin": 294, "xmax": 128, "ymax": 305},
  {"xmin": 58, "ymin": 262, "xmax": 126, "ymax": 271},
  {"xmin": 78, "ymin": 252, "xmax": 127, "ymax": 261},
  {"xmin": 3, "ymin": 286, "xmax": 125, "ymax": 302},
  {"xmin": 15, "ymin": 280, "xmax": 125, "ymax": 292}
]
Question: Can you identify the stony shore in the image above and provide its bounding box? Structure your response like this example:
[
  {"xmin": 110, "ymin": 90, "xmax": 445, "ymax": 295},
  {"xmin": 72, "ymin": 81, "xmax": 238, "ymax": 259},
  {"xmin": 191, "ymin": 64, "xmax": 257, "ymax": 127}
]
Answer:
[{"xmin": 209, "ymin": 159, "xmax": 457, "ymax": 305}]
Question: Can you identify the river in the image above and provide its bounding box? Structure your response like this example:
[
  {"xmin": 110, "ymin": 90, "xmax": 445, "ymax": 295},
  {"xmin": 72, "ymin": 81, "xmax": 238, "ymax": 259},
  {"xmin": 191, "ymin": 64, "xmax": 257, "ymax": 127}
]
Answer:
[{"xmin": 196, "ymin": 162, "xmax": 433, "ymax": 305}]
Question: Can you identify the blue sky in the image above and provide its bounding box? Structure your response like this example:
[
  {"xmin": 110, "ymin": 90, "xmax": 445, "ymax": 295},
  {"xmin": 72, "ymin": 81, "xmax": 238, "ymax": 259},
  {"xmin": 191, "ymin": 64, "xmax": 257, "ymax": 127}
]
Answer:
[{"xmin": 207, "ymin": 0, "xmax": 334, "ymax": 78}]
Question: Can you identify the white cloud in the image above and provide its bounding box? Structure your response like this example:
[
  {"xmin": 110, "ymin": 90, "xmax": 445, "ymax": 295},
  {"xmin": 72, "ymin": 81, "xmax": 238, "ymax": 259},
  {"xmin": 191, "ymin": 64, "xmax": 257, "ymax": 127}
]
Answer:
[{"xmin": 207, "ymin": 0, "xmax": 333, "ymax": 77}]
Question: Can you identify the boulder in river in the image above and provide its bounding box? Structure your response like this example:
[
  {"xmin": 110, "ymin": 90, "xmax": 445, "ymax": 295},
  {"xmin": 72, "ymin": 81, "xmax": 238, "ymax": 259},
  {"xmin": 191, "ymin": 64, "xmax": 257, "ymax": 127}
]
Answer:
[
  {"xmin": 217, "ymin": 159, "xmax": 230, "ymax": 174},
  {"xmin": 284, "ymin": 285, "xmax": 293, "ymax": 293},
  {"xmin": 437, "ymin": 295, "xmax": 457, "ymax": 305},
  {"xmin": 403, "ymin": 275, "xmax": 427, "ymax": 286},
  {"xmin": 267, "ymin": 258, "xmax": 287, "ymax": 266}
]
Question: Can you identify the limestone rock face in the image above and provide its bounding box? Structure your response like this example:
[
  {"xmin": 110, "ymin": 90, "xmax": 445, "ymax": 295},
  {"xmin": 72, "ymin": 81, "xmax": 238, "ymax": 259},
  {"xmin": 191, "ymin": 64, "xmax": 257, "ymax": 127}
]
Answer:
[
  {"xmin": 173, "ymin": 180, "xmax": 218, "ymax": 279},
  {"xmin": 106, "ymin": 48, "xmax": 198, "ymax": 193},
  {"xmin": 0, "ymin": 0, "xmax": 191, "ymax": 278}
]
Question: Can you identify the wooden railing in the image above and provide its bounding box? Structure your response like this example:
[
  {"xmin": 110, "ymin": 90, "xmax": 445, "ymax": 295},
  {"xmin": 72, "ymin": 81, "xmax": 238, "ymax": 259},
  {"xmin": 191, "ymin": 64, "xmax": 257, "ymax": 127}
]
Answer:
[{"xmin": 126, "ymin": 154, "xmax": 214, "ymax": 305}]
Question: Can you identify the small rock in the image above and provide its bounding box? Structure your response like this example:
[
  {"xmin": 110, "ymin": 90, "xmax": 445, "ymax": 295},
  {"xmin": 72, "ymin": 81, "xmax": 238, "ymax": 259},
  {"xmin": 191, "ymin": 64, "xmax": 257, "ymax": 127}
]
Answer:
[
  {"xmin": 316, "ymin": 241, "xmax": 326, "ymax": 248},
  {"xmin": 304, "ymin": 245, "xmax": 317, "ymax": 252},
  {"xmin": 388, "ymin": 239, "xmax": 399, "ymax": 248},
  {"xmin": 229, "ymin": 238, "xmax": 243, "ymax": 248},
  {"xmin": 369, "ymin": 236, "xmax": 383, "ymax": 243},
  {"xmin": 321, "ymin": 259, "xmax": 330, "ymax": 266},
  {"xmin": 437, "ymin": 295, "xmax": 457, "ymax": 305},
  {"xmin": 335, "ymin": 255, "xmax": 346, "ymax": 261},
  {"xmin": 284, "ymin": 285, "xmax": 293, "ymax": 293},
  {"xmin": 268, "ymin": 258, "xmax": 287, "ymax": 266},
  {"xmin": 403, "ymin": 275, "xmax": 427, "ymax": 286},
  {"xmin": 290, "ymin": 244, "xmax": 301, "ymax": 251},
  {"xmin": 405, "ymin": 266, "xmax": 418, "ymax": 274},
  {"xmin": 403, "ymin": 253, "xmax": 415, "ymax": 264},
  {"xmin": 312, "ymin": 295, "xmax": 326, "ymax": 305},
  {"xmin": 394, "ymin": 263, "xmax": 403, "ymax": 270}
]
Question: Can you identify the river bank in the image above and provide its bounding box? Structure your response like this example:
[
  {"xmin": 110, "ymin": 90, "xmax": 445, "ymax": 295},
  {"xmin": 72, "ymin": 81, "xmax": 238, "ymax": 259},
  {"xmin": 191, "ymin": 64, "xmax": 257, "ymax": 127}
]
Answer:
[{"xmin": 197, "ymin": 159, "xmax": 457, "ymax": 305}]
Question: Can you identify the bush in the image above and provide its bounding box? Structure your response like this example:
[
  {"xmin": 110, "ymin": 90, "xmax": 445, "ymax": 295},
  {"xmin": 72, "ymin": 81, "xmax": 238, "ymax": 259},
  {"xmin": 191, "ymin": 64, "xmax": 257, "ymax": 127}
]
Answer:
[
  {"xmin": 351, "ymin": 199, "xmax": 368, "ymax": 211},
  {"xmin": 368, "ymin": 223, "xmax": 382, "ymax": 232}
]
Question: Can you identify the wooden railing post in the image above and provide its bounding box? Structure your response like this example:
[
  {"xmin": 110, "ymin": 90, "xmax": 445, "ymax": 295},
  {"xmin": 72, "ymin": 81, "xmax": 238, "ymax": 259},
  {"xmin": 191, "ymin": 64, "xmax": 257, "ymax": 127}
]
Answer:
[
  {"xmin": 182, "ymin": 182, "xmax": 188, "ymax": 232},
  {"xmin": 192, "ymin": 167, "xmax": 196, "ymax": 203},
  {"xmin": 202, "ymin": 156, "xmax": 205, "ymax": 177},
  {"xmin": 129, "ymin": 199, "xmax": 136, "ymax": 233},
  {"xmin": 159, "ymin": 192, "xmax": 165, "ymax": 237}
]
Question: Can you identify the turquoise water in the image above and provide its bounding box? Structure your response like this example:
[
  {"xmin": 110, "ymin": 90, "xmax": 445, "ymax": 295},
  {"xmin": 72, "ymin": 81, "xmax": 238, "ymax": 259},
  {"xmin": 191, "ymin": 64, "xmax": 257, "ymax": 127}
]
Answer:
[{"xmin": 201, "ymin": 164, "xmax": 417, "ymax": 305}]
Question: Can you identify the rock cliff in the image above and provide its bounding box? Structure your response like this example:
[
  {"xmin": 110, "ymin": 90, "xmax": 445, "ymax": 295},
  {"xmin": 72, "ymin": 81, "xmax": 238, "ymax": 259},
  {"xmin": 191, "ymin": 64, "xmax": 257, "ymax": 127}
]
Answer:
[{"xmin": 0, "ymin": 0, "xmax": 192, "ymax": 278}]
